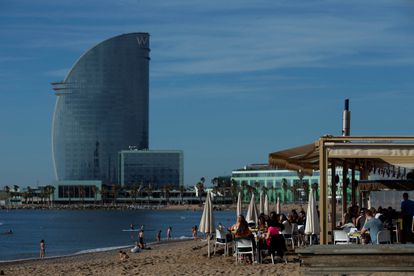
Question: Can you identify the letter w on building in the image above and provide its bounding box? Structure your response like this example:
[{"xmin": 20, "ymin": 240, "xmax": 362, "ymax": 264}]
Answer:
[{"xmin": 136, "ymin": 36, "xmax": 148, "ymax": 48}]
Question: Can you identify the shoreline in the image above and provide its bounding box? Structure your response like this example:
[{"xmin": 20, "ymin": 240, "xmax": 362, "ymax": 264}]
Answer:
[{"xmin": 0, "ymin": 238, "xmax": 193, "ymax": 265}]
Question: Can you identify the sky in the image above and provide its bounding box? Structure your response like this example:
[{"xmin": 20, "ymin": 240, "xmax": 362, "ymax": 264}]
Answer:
[{"xmin": 0, "ymin": 0, "xmax": 414, "ymax": 188}]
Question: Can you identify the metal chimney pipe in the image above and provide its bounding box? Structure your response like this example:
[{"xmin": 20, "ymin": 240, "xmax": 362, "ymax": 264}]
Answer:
[{"xmin": 342, "ymin": 99, "xmax": 351, "ymax": 136}]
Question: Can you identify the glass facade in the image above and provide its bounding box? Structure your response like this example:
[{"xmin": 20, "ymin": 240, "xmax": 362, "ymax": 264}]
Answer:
[
  {"xmin": 232, "ymin": 168, "xmax": 359, "ymax": 203},
  {"xmin": 52, "ymin": 33, "xmax": 150, "ymax": 183},
  {"xmin": 53, "ymin": 180, "xmax": 102, "ymax": 201},
  {"xmin": 118, "ymin": 150, "xmax": 184, "ymax": 188}
]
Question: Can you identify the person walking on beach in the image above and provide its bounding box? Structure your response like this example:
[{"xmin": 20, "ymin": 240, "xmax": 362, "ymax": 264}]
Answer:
[
  {"xmin": 157, "ymin": 230, "xmax": 162, "ymax": 242},
  {"xmin": 401, "ymin": 192, "xmax": 414, "ymax": 243},
  {"xmin": 40, "ymin": 239, "xmax": 45, "ymax": 259},
  {"xmin": 138, "ymin": 228, "xmax": 145, "ymax": 249},
  {"xmin": 167, "ymin": 226, "xmax": 172, "ymax": 240}
]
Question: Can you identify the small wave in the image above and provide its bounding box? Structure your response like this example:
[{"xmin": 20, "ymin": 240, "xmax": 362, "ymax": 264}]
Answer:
[
  {"xmin": 0, "ymin": 222, "xmax": 3, "ymax": 226},
  {"xmin": 180, "ymin": 216, "xmax": 186, "ymax": 220}
]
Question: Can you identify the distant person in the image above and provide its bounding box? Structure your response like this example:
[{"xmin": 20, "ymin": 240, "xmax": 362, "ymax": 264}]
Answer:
[
  {"xmin": 138, "ymin": 228, "xmax": 145, "ymax": 249},
  {"xmin": 131, "ymin": 241, "xmax": 140, "ymax": 253},
  {"xmin": 192, "ymin": 225, "xmax": 198, "ymax": 240},
  {"xmin": 157, "ymin": 230, "xmax": 162, "ymax": 242},
  {"xmin": 361, "ymin": 210, "xmax": 383, "ymax": 244},
  {"xmin": 401, "ymin": 192, "xmax": 414, "ymax": 243},
  {"xmin": 167, "ymin": 226, "xmax": 172, "ymax": 240},
  {"xmin": 130, "ymin": 223, "xmax": 135, "ymax": 239},
  {"xmin": 40, "ymin": 239, "xmax": 45, "ymax": 259}
]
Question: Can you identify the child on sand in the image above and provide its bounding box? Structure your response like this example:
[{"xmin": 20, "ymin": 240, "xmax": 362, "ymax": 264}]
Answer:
[
  {"xmin": 40, "ymin": 240, "xmax": 45, "ymax": 259},
  {"xmin": 192, "ymin": 225, "xmax": 198, "ymax": 240}
]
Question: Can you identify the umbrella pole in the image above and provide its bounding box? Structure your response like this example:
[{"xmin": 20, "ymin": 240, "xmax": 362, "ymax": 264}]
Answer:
[{"xmin": 208, "ymin": 234, "xmax": 211, "ymax": 258}]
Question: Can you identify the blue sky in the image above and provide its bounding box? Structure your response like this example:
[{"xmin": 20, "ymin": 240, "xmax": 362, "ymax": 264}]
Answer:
[{"xmin": 1, "ymin": 0, "xmax": 414, "ymax": 188}]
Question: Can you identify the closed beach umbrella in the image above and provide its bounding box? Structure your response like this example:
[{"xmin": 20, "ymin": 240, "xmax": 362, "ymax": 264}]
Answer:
[
  {"xmin": 259, "ymin": 191, "xmax": 264, "ymax": 214},
  {"xmin": 246, "ymin": 193, "xmax": 258, "ymax": 225},
  {"xmin": 305, "ymin": 191, "xmax": 320, "ymax": 245},
  {"xmin": 199, "ymin": 192, "xmax": 215, "ymax": 257},
  {"xmin": 236, "ymin": 191, "xmax": 242, "ymax": 218},
  {"xmin": 264, "ymin": 194, "xmax": 269, "ymax": 215},
  {"xmin": 276, "ymin": 196, "xmax": 281, "ymax": 214}
]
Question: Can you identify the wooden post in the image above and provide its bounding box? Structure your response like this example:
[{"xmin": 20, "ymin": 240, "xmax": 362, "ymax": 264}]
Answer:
[
  {"xmin": 319, "ymin": 138, "xmax": 329, "ymax": 245},
  {"xmin": 351, "ymin": 165, "xmax": 356, "ymax": 206},
  {"xmin": 342, "ymin": 163, "xmax": 348, "ymax": 216},
  {"xmin": 331, "ymin": 161, "xmax": 336, "ymax": 242}
]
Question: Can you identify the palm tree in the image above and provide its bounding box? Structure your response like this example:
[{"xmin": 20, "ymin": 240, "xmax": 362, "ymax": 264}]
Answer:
[
  {"xmin": 145, "ymin": 184, "xmax": 153, "ymax": 204},
  {"xmin": 91, "ymin": 185, "xmax": 99, "ymax": 205},
  {"xmin": 291, "ymin": 183, "xmax": 300, "ymax": 203},
  {"xmin": 178, "ymin": 185, "xmax": 186, "ymax": 204},
  {"xmin": 303, "ymin": 181, "xmax": 310, "ymax": 201},
  {"xmin": 281, "ymin": 178, "xmax": 288, "ymax": 203},
  {"xmin": 162, "ymin": 184, "xmax": 171, "ymax": 204},
  {"xmin": 27, "ymin": 186, "xmax": 33, "ymax": 205},
  {"xmin": 111, "ymin": 184, "xmax": 120, "ymax": 204},
  {"xmin": 101, "ymin": 185, "xmax": 109, "ymax": 204},
  {"xmin": 196, "ymin": 178, "xmax": 205, "ymax": 204},
  {"xmin": 312, "ymin": 182, "xmax": 319, "ymax": 201},
  {"xmin": 79, "ymin": 186, "xmax": 86, "ymax": 206}
]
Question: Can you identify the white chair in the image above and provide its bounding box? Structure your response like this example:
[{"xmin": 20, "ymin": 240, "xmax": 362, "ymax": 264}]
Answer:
[
  {"xmin": 214, "ymin": 229, "xmax": 233, "ymax": 256},
  {"xmin": 377, "ymin": 230, "xmax": 391, "ymax": 244},
  {"xmin": 235, "ymin": 238, "xmax": 255, "ymax": 264},
  {"xmin": 392, "ymin": 219, "xmax": 400, "ymax": 243},
  {"xmin": 333, "ymin": 230, "xmax": 350, "ymax": 244},
  {"xmin": 284, "ymin": 223, "xmax": 297, "ymax": 250}
]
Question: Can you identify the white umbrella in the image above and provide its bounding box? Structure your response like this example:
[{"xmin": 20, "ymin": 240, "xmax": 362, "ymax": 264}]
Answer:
[
  {"xmin": 264, "ymin": 194, "xmax": 269, "ymax": 215},
  {"xmin": 304, "ymin": 191, "xmax": 320, "ymax": 245},
  {"xmin": 236, "ymin": 191, "xmax": 242, "ymax": 218},
  {"xmin": 276, "ymin": 196, "xmax": 281, "ymax": 214},
  {"xmin": 199, "ymin": 192, "xmax": 215, "ymax": 257},
  {"xmin": 246, "ymin": 193, "xmax": 258, "ymax": 225},
  {"xmin": 259, "ymin": 191, "xmax": 264, "ymax": 214}
]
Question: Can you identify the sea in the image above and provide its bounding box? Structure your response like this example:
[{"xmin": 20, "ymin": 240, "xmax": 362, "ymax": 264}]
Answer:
[{"xmin": 0, "ymin": 209, "xmax": 235, "ymax": 261}]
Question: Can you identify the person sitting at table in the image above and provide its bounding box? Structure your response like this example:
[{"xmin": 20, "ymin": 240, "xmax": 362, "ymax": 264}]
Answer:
[
  {"xmin": 257, "ymin": 214, "xmax": 268, "ymax": 233},
  {"xmin": 356, "ymin": 208, "xmax": 366, "ymax": 231},
  {"xmin": 297, "ymin": 210, "xmax": 306, "ymax": 226},
  {"xmin": 280, "ymin": 214, "xmax": 293, "ymax": 237},
  {"xmin": 361, "ymin": 210, "xmax": 384, "ymax": 244},
  {"xmin": 234, "ymin": 215, "xmax": 255, "ymax": 264},
  {"xmin": 266, "ymin": 212, "xmax": 287, "ymax": 260},
  {"xmin": 230, "ymin": 215, "xmax": 243, "ymax": 232}
]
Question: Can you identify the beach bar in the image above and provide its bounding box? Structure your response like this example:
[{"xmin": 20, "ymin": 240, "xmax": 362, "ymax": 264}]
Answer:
[{"xmin": 269, "ymin": 136, "xmax": 414, "ymax": 244}]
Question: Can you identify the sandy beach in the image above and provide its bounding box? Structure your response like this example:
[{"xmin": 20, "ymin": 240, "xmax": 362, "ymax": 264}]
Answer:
[
  {"xmin": 0, "ymin": 239, "xmax": 301, "ymax": 276},
  {"xmin": 2, "ymin": 239, "xmax": 414, "ymax": 276}
]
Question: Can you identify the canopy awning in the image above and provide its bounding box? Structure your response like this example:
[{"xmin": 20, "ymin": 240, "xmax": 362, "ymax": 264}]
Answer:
[
  {"xmin": 269, "ymin": 138, "xmax": 414, "ymax": 174},
  {"xmin": 268, "ymin": 143, "xmax": 318, "ymax": 175}
]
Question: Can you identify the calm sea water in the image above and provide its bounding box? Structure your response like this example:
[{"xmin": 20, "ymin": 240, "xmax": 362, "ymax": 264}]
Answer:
[{"xmin": 0, "ymin": 209, "xmax": 235, "ymax": 261}]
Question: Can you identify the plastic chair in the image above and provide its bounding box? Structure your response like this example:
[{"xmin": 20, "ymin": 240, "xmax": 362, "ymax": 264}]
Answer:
[
  {"xmin": 214, "ymin": 229, "xmax": 233, "ymax": 256},
  {"xmin": 377, "ymin": 230, "xmax": 391, "ymax": 244},
  {"xmin": 284, "ymin": 223, "xmax": 297, "ymax": 250},
  {"xmin": 333, "ymin": 230, "xmax": 350, "ymax": 244},
  {"xmin": 235, "ymin": 238, "xmax": 255, "ymax": 264}
]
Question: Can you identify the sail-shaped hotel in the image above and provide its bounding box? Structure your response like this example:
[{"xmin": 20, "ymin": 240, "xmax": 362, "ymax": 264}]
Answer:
[{"xmin": 51, "ymin": 33, "xmax": 150, "ymax": 184}]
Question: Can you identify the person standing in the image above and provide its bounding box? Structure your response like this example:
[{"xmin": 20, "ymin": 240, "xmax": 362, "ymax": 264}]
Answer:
[
  {"xmin": 138, "ymin": 228, "xmax": 145, "ymax": 249},
  {"xmin": 167, "ymin": 226, "xmax": 172, "ymax": 240},
  {"xmin": 156, "ymin": 230, "xmax": 162, "ymax": 242},
  {"xmin": 401, "ymin": 192, "xmax": 414, "ymax": 243},
  {"xmin": 40, "ymin": 240, "xmax": 45, "ymax": 259}
]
